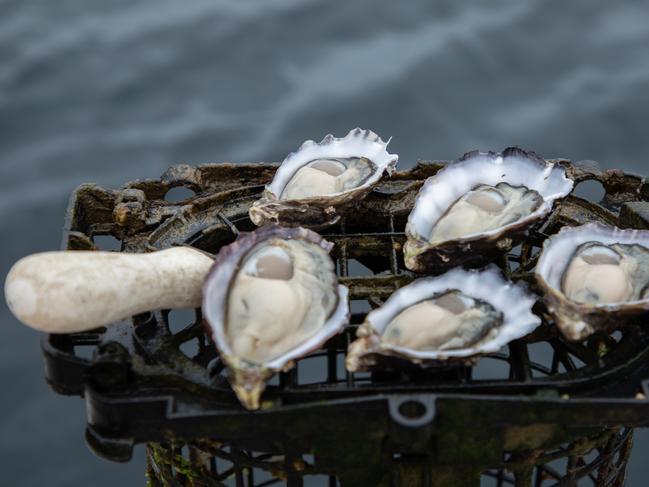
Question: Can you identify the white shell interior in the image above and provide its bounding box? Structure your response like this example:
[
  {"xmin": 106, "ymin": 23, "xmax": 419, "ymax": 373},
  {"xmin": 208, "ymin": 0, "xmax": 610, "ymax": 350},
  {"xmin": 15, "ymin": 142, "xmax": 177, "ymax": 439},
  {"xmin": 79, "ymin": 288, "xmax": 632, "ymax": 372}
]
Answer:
[
  {"xmin": 407, "ymin": 150, "xmax": 573, "ymax": 242},
  {"xmin": 366, "ymin": 266, "xmax": 540, "ymax": 359},
  {"xmin": 266, "ymin": 128, "xmax": 398, "ymax": 199},
  {"xmin": 536, "ymin": 223, "xmax": 649, "ymax": 306}
]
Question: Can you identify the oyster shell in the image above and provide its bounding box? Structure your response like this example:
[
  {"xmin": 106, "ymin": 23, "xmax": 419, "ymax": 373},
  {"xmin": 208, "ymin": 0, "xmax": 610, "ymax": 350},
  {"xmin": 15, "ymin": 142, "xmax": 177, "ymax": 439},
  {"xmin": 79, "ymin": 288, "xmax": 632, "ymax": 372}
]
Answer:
[
  {"xmin": 535, "ymin": 223, "xmax": 649, "ymax": 341},
  {"xmin": 404, "ymin": 148, "xmax": 573, "ymax": 272},
  {"xmin": 202, "ymin": 225, "xmax": 349, "ymax": 409},
  {"xmin": 249, "ymin": 128, "xmax": 398, "ymax": 229},
  {"xmin": 346, "ymin": 266, "xmax": 540, "ymax": 371}
]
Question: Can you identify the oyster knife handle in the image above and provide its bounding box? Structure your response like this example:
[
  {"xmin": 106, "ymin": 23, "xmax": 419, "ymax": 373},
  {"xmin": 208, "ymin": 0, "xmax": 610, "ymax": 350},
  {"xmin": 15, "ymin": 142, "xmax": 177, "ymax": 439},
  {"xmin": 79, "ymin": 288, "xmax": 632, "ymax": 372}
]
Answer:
[{"xmin": 4, "ymin": 247, "xmax": 214, "ymax": 333}]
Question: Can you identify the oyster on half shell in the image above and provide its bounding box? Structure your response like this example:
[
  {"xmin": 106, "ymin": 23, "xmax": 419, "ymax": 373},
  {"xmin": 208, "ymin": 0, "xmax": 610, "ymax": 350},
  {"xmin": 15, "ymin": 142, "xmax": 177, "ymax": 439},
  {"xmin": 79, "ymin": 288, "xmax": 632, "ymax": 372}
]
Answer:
[
  {"xmin": 346, "ymin": 266, "xmax": 540, "ymax": 371},
  {"xmin": 249, "ymin": 128, "xmax": 398, "ymax": 229},
  {"xmin": 404, "ymin": 148, "xmax": 573, "ymax": 272},
  {"xmin": 535, "ymin": 223, "xmax": 649, "ymax": 341},
  {"xmin": 202, "ymin": 225, "xmax": 349, "ymax": 409}
]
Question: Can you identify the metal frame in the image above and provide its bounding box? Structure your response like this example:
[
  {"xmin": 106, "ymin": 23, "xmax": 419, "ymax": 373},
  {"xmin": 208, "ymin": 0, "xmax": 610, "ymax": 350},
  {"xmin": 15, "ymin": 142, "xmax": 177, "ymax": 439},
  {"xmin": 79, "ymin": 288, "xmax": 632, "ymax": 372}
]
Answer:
[{"xmin": 42, "ymin": 159, "xmax": 649, "ymax": 485}]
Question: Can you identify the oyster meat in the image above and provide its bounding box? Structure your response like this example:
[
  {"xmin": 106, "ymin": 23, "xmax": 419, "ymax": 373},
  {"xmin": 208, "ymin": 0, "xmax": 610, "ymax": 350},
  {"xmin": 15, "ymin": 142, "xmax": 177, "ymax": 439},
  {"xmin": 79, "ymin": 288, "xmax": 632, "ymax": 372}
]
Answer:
[
  {"xmin": 382, "ymin": 291, "xmax": 502, "ymax": 351},
  {"xmin": 249, "ymin": 128, "xmax": 398, "ymax": 229},
  {"xmin": 281, "ymin": 157, "xmax": 374, "ymax": 200},
  {"xmin": 429, "ymin": 183, "xmax": 543, "ymax": 244},
  {"xmin": 562, "ymin": 243, "xmax": 649, "ymax": 305},
  {"xmin": 536, "ymin": 223, "xmax": 649, "ymax": 340},
  {"xmin": 203, "ymin": 225, "xmax": 349, "ymax": 409},
  {"xmin": 404, "ymin": 148, "xmax": 573, "ymax": 272},
  {"xmin": 346, "ymin": 266, "xmax": 540, "ymax": 371}
]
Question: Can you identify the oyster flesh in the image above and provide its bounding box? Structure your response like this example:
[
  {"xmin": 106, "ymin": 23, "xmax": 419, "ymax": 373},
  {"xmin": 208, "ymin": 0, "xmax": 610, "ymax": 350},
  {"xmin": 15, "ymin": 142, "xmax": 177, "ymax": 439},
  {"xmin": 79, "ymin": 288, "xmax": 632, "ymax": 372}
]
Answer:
[
  {"xmin": 346, "ymin": 266, "xmax": 540, "ymax": 371},
  {"xmin": 536, "ymin": 223, "xmax": 649, "ymax": 341},
  {"xmin": 202, "ymin": 225, "xmax": 349, "ymax": 409},
  {"xmin": 249, "ymin": 128, "xmax": 398, "ymax": 229},
  {"xmin": 404, "ymin": 148, "xmax": 573, "ymax": 272}
]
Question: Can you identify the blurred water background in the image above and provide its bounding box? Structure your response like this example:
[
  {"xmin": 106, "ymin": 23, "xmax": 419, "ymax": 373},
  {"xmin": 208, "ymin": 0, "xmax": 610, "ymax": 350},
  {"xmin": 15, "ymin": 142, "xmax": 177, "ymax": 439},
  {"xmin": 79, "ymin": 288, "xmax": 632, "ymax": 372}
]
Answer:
[{"xmin": 1, "ymin": 0, "xmax": 649, "ymax": 485}]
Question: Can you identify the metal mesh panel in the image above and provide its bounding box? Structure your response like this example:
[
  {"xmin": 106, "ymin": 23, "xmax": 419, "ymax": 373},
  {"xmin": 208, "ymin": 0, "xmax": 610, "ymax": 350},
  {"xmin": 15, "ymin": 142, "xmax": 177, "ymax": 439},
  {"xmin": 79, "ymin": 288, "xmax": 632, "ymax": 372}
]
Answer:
[
  {"xmin": 41, "ymin": 160, "xmax": 649, "ymax": 484},
  {"xmin": 144, "ymin": 428, "xmax": 632, "ymax": 486}
]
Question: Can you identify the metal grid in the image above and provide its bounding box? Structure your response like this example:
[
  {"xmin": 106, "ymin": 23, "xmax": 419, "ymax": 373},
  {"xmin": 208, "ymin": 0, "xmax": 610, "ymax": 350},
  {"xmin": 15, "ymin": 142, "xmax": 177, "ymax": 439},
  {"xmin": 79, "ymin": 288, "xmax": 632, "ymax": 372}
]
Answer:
[
  {"xmin": 97, "ymin": 199, "xmax": 649, "ymax": 404},
  {"xmin": 144, "ymin": 428, "xmax": 632, "ymax": 486},
  {"xmin": 60, "ymin": 202, "xmax": 649, "ymax": 405},
  {"xmin": 41, "ymin": 159, "xmax": 649, "ymax": 485}
]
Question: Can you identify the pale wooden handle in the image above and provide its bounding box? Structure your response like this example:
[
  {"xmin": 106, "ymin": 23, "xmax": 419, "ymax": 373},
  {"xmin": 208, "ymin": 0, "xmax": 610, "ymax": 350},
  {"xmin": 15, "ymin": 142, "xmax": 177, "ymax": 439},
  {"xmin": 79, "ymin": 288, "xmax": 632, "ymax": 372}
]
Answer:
[{"xmin": 4, "ymin": 247, "xmax": 214, "ymax": 333}]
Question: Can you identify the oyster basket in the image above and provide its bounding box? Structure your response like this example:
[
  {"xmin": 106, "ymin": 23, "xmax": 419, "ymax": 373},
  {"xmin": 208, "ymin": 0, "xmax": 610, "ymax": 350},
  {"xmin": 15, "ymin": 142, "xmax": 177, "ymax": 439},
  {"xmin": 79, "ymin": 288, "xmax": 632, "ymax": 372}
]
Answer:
[{"xmin": 43, "ymin": 160, "xmax": 649, "ymax": 486}]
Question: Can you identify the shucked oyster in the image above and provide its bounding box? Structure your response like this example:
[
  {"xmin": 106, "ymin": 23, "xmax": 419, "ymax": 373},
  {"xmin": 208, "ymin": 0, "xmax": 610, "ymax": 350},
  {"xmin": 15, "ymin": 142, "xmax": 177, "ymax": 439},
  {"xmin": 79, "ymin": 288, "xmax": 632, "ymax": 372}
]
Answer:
[
  {"xmin": 536, "ymin": 223, "xmax": 649, "ymax": 341},
  {"xmin": 249, "ymin": 128, "xmax": 398, "ymax": 229},
  {"xmin": 404, "ymin": 148, "xmax": 573, "ymax": 272},
  {"xmin": 203, "ymin": 225, "xmax": 349, "ymax": 409},
  {"xmin": 346, "ymin": 266, "xmax": 540, "ymax": 371}
]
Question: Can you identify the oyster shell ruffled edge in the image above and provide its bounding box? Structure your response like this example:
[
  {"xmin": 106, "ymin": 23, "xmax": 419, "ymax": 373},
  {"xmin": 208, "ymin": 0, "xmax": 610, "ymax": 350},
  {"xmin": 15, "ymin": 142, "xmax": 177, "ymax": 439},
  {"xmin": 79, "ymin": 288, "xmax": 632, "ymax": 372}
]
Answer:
[
  {"xmin": 202, "ymin": 225, "xmax": 350, "ymax": 409},
  {"xmin": 346, "ymin": 265, "xmax": 540, "ymax": 371},
  {"xmin": 249, "ymin": 128, "xmax": 398, "ymax": 230},
  {"xmin": 535, "ymin": 222, "xmax": 649, "ymax": 341},
  {"xmin": 404, "ymin": 147, "xmax": 574, "ymax": 272}
]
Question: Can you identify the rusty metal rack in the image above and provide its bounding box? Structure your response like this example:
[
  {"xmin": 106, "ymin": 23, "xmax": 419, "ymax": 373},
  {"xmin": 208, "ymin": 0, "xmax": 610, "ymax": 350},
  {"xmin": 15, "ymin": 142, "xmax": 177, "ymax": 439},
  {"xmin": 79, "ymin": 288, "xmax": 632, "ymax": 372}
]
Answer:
[{"xmin": 42, "ymin": 159, "xmax": 649, "ymax": 486}]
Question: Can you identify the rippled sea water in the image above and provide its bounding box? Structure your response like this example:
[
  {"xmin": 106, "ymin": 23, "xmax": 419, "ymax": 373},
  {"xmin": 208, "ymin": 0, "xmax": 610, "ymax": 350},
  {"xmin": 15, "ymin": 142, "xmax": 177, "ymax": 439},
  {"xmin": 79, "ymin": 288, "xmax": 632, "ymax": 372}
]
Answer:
[{"xmin": 1, "ymin": 1, "xmax": 649, "ymax": 485}]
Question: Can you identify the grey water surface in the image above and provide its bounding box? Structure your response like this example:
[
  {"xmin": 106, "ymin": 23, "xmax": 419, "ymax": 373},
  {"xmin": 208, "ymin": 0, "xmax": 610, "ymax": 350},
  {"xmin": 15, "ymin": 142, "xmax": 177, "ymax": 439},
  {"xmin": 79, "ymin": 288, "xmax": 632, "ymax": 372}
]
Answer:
[{"xmin": 1, "ymin": 0, "xmax": 649, "ymax": 485}]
